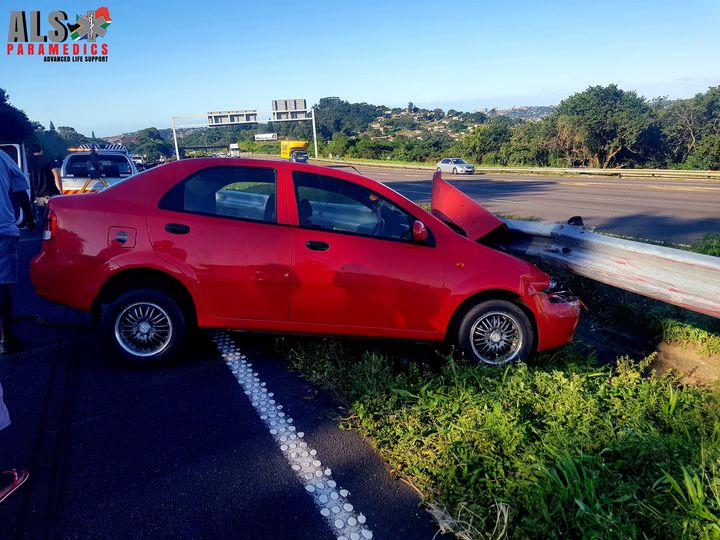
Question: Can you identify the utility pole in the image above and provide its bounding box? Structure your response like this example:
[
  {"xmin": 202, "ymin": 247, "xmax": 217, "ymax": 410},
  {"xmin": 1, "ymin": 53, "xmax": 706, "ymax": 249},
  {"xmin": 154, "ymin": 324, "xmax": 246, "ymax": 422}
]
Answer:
[
  {"xmin": 171, "ymin": 116, "xmax": 180, "ymax": 160},
  {"xmin": 311, "ymin": 108, "xmax": 319, "ymax": 159}
]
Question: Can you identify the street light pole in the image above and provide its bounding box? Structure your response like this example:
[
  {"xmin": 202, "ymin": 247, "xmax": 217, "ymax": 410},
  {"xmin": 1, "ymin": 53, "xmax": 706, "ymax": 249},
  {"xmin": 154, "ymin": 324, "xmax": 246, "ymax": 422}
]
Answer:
[
  {"xmin": 311, "ymin": 108, "xmax": 319, "ymax": 160},
  {"xmin": 171, "ymin": 116, "xmax": 181, "ymax": 160}
]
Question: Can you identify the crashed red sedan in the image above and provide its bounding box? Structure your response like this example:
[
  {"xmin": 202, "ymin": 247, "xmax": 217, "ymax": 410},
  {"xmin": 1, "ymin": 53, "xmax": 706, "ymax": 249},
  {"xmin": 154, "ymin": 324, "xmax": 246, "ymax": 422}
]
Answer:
[{"xmin": 30, "ymin": 159, "xmax": 580, "ymax": 364}]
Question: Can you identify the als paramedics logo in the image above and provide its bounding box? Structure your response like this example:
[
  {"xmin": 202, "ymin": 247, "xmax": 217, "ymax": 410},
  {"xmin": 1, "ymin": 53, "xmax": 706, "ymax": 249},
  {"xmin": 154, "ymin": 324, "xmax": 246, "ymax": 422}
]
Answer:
[{"xmin": 6, "ymin": 7, "xmax": 111, "ymax": 63}]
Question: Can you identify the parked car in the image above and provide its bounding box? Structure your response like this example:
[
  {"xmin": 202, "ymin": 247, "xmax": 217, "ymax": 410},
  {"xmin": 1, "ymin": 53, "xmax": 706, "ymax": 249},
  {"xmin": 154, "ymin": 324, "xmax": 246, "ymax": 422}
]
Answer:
[
  {"xmin": 31, "ymin": 159, "xmax": 580, "ymax": 365},
  {"xmin": 60, "ymin": 144, "xmax": 137, "ymax": 194},
  {"xmin": 437, "ymin": 158, "xmax": 475, "ymax": 175}
]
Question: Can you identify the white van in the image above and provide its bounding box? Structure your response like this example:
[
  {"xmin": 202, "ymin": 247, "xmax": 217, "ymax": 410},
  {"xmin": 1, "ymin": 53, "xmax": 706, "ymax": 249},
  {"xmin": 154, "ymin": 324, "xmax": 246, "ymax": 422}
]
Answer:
[{"xmin": 0, "ymin": 142, "xmax": 31, "ymax": 225}]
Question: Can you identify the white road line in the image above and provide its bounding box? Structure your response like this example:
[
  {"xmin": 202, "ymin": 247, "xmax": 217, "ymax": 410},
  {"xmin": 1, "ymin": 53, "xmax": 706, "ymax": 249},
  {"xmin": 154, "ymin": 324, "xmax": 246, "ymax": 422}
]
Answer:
[{"xmin": 211, "ymin": 331, "xmax": 374, "ymax": 540}]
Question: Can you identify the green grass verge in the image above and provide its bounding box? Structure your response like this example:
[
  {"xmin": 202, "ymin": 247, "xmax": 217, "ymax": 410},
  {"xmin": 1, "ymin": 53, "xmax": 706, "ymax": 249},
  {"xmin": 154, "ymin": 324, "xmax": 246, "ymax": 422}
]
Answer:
[{"xmin": 278, "ymin": 340, "xmax": 720, "ymax": 538}]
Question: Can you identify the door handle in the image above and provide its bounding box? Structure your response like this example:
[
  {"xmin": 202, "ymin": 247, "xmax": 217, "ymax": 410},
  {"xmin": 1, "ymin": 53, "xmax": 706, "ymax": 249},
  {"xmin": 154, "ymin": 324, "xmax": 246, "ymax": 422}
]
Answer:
[
  {"xmin": 306, "ymin": 240, "xmax": 330, "ymax": 252},
  {"xmin": 165, "ymin": 223, "xmax": 190, "ymax": 235}
]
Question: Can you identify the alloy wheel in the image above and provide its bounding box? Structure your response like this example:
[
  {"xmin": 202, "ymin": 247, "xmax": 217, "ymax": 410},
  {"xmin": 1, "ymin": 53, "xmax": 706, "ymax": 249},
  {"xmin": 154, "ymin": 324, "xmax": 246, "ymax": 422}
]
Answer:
[
  {"xmin": 114, "ymin": 301, "xmax": 174, "ymax": 357},
  {"xmin": 469, "ymin": 311, "xmax": 523, "ymax": 365}
]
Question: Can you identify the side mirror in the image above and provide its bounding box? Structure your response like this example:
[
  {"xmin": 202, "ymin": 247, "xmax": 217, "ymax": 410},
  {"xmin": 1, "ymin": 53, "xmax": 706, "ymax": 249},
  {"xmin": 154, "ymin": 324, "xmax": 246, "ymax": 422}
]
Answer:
[{"xmin": 412, "ymin": 220, "xmax": 428, "ymax": 243}]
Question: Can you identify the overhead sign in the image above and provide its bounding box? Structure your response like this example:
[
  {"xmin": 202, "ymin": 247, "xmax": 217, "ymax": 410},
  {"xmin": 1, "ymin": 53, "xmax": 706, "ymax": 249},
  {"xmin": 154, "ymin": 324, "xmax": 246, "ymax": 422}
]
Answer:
[
  {"xmin": 254, "ymin": 133, "xmax": 278, "ymax": 141},
  {"xmin": 207, "ymin": 110, "xmax": 258, "ymax": 126},
  {"xmin": 272, "ymin": 99, "xmax": 310, "ymax": 121}
]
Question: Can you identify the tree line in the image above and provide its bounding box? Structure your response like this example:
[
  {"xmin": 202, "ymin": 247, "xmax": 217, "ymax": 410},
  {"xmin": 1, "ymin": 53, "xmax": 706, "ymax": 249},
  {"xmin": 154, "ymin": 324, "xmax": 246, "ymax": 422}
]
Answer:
[
  {"xmin": 2, "ymin": 85, "xmax": 719, "ymax": 170},
  {"xmin": 316, "ymin": 86, "xmax": 720, "ymax": 169}
]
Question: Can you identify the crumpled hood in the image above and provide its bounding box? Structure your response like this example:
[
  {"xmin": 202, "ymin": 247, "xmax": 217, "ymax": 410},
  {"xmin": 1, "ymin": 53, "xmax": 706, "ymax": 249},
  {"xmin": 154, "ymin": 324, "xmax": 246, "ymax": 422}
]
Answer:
[{"xmin": 430, "ymin": 171, "xmax": 507, "ymax": 242}]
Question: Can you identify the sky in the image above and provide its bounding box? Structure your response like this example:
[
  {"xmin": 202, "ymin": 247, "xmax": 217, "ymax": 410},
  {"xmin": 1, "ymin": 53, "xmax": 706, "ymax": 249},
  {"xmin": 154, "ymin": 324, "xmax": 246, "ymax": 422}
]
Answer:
[{"xmin": 1, "ymin": 0, "xmax": 719, "ymax": 136}]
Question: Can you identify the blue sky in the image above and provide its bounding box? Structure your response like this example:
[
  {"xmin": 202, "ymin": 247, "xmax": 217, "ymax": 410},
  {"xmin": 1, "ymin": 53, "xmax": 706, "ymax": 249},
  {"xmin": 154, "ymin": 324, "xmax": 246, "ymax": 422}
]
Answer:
[{"xmin": 2, "ymin": 0, "xmax": 719, "ymax": 136}]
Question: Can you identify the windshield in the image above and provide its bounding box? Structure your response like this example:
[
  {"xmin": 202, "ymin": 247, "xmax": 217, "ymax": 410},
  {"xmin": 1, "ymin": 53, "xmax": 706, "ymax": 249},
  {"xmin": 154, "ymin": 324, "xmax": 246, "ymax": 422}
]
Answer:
[
  {"xmin": 65, "ymin": 153, "xmax": 133, "ymax": 177},
  {"xmin": 451, "ymin": 159, "xmax": 467, "ymax": 164}
]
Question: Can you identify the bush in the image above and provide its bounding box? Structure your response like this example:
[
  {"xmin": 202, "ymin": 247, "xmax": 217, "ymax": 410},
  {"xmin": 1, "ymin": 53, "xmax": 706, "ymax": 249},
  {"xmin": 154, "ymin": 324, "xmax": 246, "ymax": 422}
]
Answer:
[{"xmin": 280, "ymin": 339, "xmax": 720, "ymax": 539}]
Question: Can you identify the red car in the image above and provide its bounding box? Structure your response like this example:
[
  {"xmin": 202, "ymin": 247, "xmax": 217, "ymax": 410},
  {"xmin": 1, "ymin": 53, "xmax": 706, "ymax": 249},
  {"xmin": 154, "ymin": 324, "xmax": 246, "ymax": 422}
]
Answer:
[{"xmin": 31, "ymin": 158, "xmax": 580, "ymax": 365}]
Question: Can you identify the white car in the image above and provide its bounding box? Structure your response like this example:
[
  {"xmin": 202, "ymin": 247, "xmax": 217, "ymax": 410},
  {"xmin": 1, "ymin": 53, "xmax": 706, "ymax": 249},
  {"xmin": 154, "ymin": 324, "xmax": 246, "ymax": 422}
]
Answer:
[
  {"xmin": 61, "ymin": 144, "xmax": 137, "ymax": 195},
  {"xmin": 436, "ymin": 158, "xmax": 475, "ymax": 175},
  {"xmin": 0, "ymin": 143, "xmax": 31, "ymax": 225}
]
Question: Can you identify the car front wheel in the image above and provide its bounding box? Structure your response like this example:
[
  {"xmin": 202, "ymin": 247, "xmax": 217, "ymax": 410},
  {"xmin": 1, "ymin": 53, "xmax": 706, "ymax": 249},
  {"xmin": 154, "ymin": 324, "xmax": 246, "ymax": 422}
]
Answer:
[
  {"xmin": 102, "ymin": 289, "xmax": 186, "ymax": 364},
  {"xmin": 457, "ymin": 300, "xmax": 533, "ymax": 366}
]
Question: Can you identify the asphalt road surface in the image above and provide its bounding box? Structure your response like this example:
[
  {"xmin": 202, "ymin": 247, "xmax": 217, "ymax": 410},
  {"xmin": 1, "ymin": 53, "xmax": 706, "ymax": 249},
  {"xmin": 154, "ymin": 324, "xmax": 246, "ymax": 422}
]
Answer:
[
  {"xmin": 347, "ymin": 164, "xmax": 720, "ymax": 243},
  {"xmin": 0, "ymin": 233, "xmax": 446, "ymax": 539}
]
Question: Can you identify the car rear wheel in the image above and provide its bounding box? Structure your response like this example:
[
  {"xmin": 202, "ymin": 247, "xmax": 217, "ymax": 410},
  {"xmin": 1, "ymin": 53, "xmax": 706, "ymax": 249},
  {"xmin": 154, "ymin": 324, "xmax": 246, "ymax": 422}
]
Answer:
[
  {"xmin": 457, "ymin": 300, "xmax": 533, "ymax": 366},
  {"xmin": 452, "ymin": 167, "xmax": 457, "ymax": 174},
  {"xmin": 102, "ymin": 289, "xmax": 186, "ymax": 364}
]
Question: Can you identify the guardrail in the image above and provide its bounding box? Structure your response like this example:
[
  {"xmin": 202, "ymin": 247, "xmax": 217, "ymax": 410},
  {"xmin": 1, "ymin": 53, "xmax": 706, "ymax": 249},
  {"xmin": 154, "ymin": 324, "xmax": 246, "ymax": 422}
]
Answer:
[
  {"xmin": 308, "ymin": 158, "xmax": 720, "ymax": 179},
  {"xmin": 502, "ymin": 220, "xmax": 720, "ymax": 319}
]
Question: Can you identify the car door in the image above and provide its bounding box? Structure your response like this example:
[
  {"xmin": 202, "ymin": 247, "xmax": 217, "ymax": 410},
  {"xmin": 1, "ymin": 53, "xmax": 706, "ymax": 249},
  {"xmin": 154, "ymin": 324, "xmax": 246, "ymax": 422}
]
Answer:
[
  {"xmin": 289, "ymin": 170, "xmax": 445, "ymax": 335},
  {"xmin": 147, "ymin": 164, "xmax": 291, "ymax": 321}
]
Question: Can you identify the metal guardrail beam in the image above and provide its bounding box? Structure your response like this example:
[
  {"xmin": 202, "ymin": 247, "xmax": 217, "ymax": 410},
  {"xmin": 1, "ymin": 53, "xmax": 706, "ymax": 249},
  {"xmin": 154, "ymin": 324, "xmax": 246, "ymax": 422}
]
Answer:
[
  {"xmin": 308, "ymin": 158, "xmax": 720, "ymax": 179},
  {"xmin": 502, "ymin": 220, "xmax": 720, "ymax": 319}
]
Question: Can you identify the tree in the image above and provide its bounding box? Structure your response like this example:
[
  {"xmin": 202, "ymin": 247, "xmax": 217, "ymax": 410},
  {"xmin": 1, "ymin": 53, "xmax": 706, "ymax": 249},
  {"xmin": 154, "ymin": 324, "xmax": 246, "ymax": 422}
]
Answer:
[
  {"xmin": 456, "ymin": 117, "xmax": 513, "ymax": 164},
  {"xmin": 126, "ymin": 127, "xmax": 174, "ymax": 161},
  {"xmin": 407, "ymin": 102, "xmax": 414, "ymax": 113},
  {"xmin": 658, "ymin": 87, "xmax": 720, "ymax": 166},
  {"xmin": 49, "ymin": 120, "xmax": 56, "ymax": 131},
  {"xmin": 0, "ymin": 87, "xmax": 34, "ymax": 141},
  {"xmin": 553, "ymin": 85, "xmax": 655, "ymax": 168},
  {"xmin": 684, "ymin": 133, "xmax": 720, "ymax": 170},
  {"xmin": 314, "ymin": 97, "xmax": 385, "ymax": 139},
  {"xmin": 501, "ymin": 120, "xmax": 551, "ymax": 166},
  {"xmin": 327, "ymin": 132, "xmax": 351, "ymax": 157}
]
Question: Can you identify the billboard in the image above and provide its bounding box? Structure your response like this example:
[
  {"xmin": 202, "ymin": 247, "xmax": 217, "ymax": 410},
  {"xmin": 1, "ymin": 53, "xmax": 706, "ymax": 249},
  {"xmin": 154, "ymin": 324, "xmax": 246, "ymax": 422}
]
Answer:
[
  {"xmin": 207, "ymin": 110, "xmax": 258, "ymax": 126},
  {"xmin": 272, "ymin": 99, "xmax": 310, "ymax": 121},
  {"xmin": 254, "ymin": 133, "xmax": 278, "ymax": 141}
]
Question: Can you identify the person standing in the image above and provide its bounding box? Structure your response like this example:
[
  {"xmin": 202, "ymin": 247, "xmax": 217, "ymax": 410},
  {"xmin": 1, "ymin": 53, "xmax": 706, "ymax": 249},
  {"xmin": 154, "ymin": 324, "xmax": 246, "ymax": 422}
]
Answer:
[
  {"xmin": 0, "ymin": 149, "xmax": 34, "ymax": 352},
  {"xmin": 28, "ymin": 143, "xmax": 61, "ymax": 222},
  {"xmin": 0, "ymin": 149, "xmax": 33, "ymax": 503}
]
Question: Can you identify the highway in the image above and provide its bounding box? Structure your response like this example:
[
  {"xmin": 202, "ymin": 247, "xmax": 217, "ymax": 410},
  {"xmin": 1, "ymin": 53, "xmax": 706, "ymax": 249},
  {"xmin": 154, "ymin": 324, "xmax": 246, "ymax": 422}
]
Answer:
[{"xmin": 344, "ymin": 165, "xmax": 720, "ymax": 243}]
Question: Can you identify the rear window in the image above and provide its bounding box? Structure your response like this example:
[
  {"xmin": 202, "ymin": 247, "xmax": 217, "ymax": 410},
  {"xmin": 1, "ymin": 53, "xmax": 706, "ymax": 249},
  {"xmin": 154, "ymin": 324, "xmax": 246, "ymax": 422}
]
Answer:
[{"xmin": 65, "ymin": 154, "xmax": 133, "ymax": 177}]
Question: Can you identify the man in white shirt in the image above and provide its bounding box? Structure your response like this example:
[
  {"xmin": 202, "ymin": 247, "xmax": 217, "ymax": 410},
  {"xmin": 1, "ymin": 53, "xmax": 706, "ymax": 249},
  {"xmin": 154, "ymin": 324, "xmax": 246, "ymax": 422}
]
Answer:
[{"xmin": 0, "ymin": 149, "xmax": 33, "ymax": 503}]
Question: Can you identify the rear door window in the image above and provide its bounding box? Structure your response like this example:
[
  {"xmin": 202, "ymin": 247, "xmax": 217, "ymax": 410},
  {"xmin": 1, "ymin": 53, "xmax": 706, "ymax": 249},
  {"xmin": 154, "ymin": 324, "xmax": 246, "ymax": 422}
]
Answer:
[{"xmin": 159, "ymin": 166, "xmax": 277, "ymax": 223}]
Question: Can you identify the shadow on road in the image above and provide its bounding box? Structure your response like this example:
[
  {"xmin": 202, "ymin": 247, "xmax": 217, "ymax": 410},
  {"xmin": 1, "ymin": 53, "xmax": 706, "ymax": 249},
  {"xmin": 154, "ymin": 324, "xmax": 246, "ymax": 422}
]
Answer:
[
  {"xmin": 593, "ymin": 213, "xmax": 719, "ymax": 243},
  {"xmin": 385, "ymin": 177, "xmax": 555, "ymax": 203}
]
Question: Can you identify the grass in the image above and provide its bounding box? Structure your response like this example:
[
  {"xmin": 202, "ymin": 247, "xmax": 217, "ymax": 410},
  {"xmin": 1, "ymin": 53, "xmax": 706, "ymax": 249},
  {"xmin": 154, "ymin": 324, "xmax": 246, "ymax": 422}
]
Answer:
[
  {"xmin": 277, "ymin": 339, "xmax": 720, "ymax": 538},
  {"xmin": 693, "ymin": 234, "xmax": 720, "ymax": 257}
]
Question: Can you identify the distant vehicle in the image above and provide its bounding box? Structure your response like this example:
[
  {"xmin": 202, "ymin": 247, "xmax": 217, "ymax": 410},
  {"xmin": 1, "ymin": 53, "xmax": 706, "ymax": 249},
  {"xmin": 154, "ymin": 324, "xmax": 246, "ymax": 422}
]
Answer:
[
  {"xmin": 290, "ymin": 150, "xmax": 309, "ymax": 163},
  {"xmin": 0, "ymin": 142, "xmax": 30, "ymax": 225},
  {"xmin": 281, "ymin": 140, "xmax": 309, "ymax": 163},
  {"xmin": 437, "ymin": 158, "xmax": 475, "ymax": 175},
  {"xmin": 60, "ymin": 144, "xmax": 137, "ymax": 194},
  {"xmin": 31, "ymin": 160, "xmax": 580, "ymax": 365},
  {"xmin": 131, "ymin": 154, "xmax": 145, "ymax": 166}
]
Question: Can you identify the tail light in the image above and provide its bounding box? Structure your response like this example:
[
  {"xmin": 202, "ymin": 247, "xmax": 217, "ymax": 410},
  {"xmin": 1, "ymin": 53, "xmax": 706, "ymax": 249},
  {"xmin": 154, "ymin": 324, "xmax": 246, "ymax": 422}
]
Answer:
[{"xmin": 43, "ymin": 210, "xmax": 57, "ymax": 240}]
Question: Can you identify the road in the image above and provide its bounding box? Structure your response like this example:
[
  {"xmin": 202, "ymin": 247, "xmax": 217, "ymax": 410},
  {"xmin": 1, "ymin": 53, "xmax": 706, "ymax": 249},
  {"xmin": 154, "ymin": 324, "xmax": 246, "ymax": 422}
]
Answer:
[
  {"xmin": 347, "ymin": 165, "xmax": 720, "ymax": 243},
  {"xmin": 0, "ymin": 233, "xmax": 446, "ymax": 539}
]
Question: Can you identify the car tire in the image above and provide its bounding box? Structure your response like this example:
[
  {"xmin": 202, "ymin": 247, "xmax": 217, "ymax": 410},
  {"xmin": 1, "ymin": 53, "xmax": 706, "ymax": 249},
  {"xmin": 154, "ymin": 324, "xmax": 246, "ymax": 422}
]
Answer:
[
  {"xmin": 436, "ymin": 167, "xmax": 441, "ymax": 173},
  {"xmin": 457, "ymin": 300, "xmax": 533, "ymax": 366},
  {"xmin": 102, "ymin": 288, "xmax": 186, "ymax": 364},
  {"xmin": 452, "ymin": 167, "xmax": 457, "ymax": 174}
]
